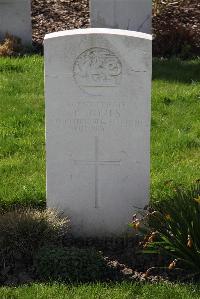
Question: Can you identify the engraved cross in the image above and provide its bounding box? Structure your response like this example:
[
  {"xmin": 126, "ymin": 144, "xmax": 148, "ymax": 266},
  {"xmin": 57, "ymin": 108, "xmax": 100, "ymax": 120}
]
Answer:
[{"xmin": 73, "ymin": 136, "xmax": 121, "ymax": 208}]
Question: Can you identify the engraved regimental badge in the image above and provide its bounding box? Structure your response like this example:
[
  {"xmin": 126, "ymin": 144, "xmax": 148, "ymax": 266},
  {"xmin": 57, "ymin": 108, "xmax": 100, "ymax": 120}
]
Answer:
[{"xmin": 73, "ymin": 48, "xmax": 122, "ymax": 95}]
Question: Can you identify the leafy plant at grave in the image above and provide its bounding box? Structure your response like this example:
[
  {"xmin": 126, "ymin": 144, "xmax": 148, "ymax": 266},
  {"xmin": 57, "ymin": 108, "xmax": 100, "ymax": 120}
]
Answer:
[
  {"xmin": 34, "ymin": 246, "xmax": 114, "ymax": 283},
  {"xmin": 131, "ymin": 183, "xmax": 200, "ymax": 276},
  {"xmin": 0, "ymin": 208, "xmax": 69, "ymax": 277}
]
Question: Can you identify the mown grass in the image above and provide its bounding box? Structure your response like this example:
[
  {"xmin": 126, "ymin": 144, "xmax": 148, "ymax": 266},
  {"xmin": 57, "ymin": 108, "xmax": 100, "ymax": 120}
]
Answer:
[
  {"xmin": 1, "ymin": 282, "xmax": 200, "ymax": 299},
  {"xmin": 0, "ymin": 56, "xmax": 45, "ymax": 208},
  {"xmin": 151, "ymin": 59, "xmax": 200, "ymax": 200},
  {"xmin": 0, "ymin": 56, "xmax": 199, "ymax": 207}
]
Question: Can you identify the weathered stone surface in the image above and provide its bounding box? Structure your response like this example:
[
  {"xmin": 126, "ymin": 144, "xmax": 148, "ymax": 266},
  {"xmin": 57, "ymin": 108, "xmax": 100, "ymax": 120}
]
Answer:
[
  {"xmin": 45, "ymin": 28, "xmax": 152, "ymax": 236},
  {"xmin": 0, "ymin": 0, "xmax": 32, "ymax": 44},
  {"xmin": 90, "ymin": 0, "xmax": 152, "ymax": 34}
]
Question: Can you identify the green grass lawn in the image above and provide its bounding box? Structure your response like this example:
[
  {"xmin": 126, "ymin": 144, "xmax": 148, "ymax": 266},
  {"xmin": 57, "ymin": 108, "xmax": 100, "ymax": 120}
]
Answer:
[
  {"xmin": 0, "ymin": 56, "xmax": 45, "ymax": 208},
  {"xmin": 0, "ymin": 56, "xmax": 200, "ymax": 208},
  {"xmin": 151, "ymin": 59, "xmax": 200, "ymax": 200},
  {"xmin": 1, "ymin": 282, "xmax": 200, "ymax": 299}
]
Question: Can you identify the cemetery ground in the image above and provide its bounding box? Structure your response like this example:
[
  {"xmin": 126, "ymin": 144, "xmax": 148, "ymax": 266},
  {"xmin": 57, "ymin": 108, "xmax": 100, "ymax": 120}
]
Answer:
[{"xmin": 0, "ymin": 55, "xmax": 200, "ymax": 297}]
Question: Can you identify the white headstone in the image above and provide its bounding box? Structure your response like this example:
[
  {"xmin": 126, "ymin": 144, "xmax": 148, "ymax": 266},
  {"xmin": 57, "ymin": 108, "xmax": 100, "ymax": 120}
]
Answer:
[
  {"xmin": 90, "ymin": 0, "xmax": 152, "ymax": 34},
  {"xmin": 45, "ymin": 28, "xmax": 152, "ymax": 237},
  {"xmin": 0, "ymin": 0, "xmax": 32, "ymax": 44}
]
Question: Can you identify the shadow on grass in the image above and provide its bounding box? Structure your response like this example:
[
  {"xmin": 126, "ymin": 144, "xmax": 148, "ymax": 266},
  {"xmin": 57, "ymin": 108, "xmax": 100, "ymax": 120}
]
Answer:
[{"xmin": 153, "ymin": 59, "xmax": 200, "ymax": 83}]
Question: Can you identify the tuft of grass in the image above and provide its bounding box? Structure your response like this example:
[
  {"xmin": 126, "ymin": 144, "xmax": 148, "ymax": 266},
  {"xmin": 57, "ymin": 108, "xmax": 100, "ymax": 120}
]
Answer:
[
  {"xmin": 0, "ymin": 208, "xmax": 69, "ymax": 285},
  {"xmin": 0, "ymin": 56, "xmax": 199, "ymax": 208},
  {"xmin": 0, "ymin": 208, "xmax": 69, "ymax": 264}
]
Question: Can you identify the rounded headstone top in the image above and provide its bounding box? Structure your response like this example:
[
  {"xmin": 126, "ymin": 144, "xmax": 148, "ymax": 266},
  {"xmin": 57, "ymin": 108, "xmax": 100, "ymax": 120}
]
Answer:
[{"xmin": 44, "ymin": 28, "xmax": 152, "ymax": 40}]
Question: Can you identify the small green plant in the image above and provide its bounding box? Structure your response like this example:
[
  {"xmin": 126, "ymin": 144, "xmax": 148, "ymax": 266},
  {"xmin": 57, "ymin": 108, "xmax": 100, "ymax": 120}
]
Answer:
[
  {"xmin": 35, "ymin": 246, "xmax": 113, "ymax": 283},
  {"xmin": 132, "ymin": 183, "xmax": 200, "ymax": 276}
]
